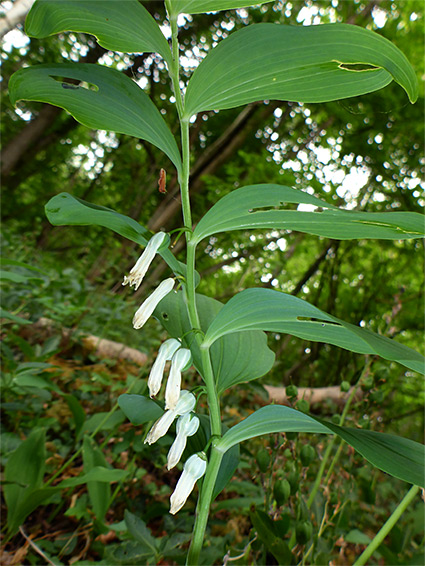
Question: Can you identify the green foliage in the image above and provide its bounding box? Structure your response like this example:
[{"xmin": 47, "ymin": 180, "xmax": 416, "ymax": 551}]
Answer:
[
  {"xmin": 184, "ymin": 23, "xmax": 418, "ymax": 116},
  {"xmin": 9, "ymin": 64, "xmax": 182, "ymax": 172},
  {"xmin": 154, "ymin": 290, "xmax": 275, "ymax": 392},
  {"xmin": 2, "ymin": 0, "xmax": 424, "ymax": 563},
  {"xmin": 193, "ymin": 184, "xmax": 424, "ymax": 241},
  {"xmin": 26, "ymin": 0, "xmax": 173, "ymax": 63},
  {"xmin": 203, "ymin": 288, "xmax": 425, "ymax": 374}
]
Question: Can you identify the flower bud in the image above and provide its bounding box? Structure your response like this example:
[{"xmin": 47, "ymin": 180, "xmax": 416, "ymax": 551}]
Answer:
[
  {"xmin": 165, "ymin": 348, "xmax": 192, "ymax": 410},
  {"xmin": 133, "ymin": 278, "xmax": 174, "ymax": 330},
  {"xmin": 147, "ymin": 339, "xmax": 181, "ymax": 398},
  {"xmin": 144, "ymin": 390, "xmax": 196, "ymax": 445},
  {"xmin": 167, "ymin": 413, "xmax": 200, "ymax": 470},
  {"xmin": 169, "ymin": 452, "xmax": 207, "ymax": 515}
]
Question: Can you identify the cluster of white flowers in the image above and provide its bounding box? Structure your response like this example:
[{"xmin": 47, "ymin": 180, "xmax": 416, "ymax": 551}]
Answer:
[{"xmin": 123, "ymin": 232, "xmax": 207, "ymax": 514}]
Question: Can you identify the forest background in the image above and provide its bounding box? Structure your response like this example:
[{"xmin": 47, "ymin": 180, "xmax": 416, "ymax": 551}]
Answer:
[{"xmin": 0, "ymin": 0, "xmax": 424, "ymax": 564}]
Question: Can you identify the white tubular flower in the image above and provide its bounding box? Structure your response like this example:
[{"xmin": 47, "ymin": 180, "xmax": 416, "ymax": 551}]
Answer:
[
  {"xmin": 123, "ymin": 232, "xmax": 167, "ymax": 291},
  {"xmin": 148, "ymin": 338, "xmax": 181, "ymax": 398},
  {"xmin": 133, "ymin": 278, "xmax": 174, "ymax": 330},
  {"xmin": 169, "ymin": 452, "xmax": 207, "ymax": 515},
  {"xmin": 144, "ymin": 390, "xmax": 196, "ymax": 445},
  {"xmin": 167, "ymin": 413, "xmax": 200, "ymax": 470},
  {"xmin": 165, "ymin": 348, "xmax": 192, "ymax": 410}
]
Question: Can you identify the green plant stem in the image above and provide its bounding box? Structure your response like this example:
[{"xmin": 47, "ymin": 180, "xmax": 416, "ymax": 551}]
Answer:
[
  {"xmin": 186, "ymin": 445, "xmax": 224, "ymax": 565},
  {"xmin": 353, "ymin": 485, "xmax": 420, "ymax": 566},
  {"xmin": 166, "ymin": 10, "xmax": 224, "ymax": 565}
]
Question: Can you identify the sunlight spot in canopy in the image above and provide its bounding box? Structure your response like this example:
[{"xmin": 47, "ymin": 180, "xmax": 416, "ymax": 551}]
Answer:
[
  {"xmin": 277, "ymin": 238, "xmax": 287, "ymax": 251},
  {"xmin": 372, "ymin": 7, "xmax": 388, "ymax": 28},
  {"xmin": 2, "ymin": 29, "xmax": 30, "ymax": 52}
]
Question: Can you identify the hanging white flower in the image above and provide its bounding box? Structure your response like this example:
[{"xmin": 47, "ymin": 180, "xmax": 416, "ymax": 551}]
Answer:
[
  {"xmin": 144, "ymin": 390, "xmax": 196, "ymax": 445},
  {"xmin": 123, "ymin": 232, "xmax": 167, "ymax": 291},
  {"xmin": 169, "ymin": 452, "xmax": 207, "ymax": 515},
  {"xmin": 133, "ymin": 278, "xmax": 174, "ymax": 329},
  {"xmin": 167, "ymin": 413, "xmax": 200, "ymax": 470},
  {"xmin": 165, "ymin": 348, "xmax": 192, "ymax": 410},
  {"xmin": 148, "ymin": 338, "xmax": 181, "ymax": 398}
]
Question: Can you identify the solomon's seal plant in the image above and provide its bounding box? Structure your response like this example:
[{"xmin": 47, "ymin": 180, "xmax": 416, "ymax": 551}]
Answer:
[{"xmin": 7, "ymin": 0, "xmax": 425, "ymax": 563}]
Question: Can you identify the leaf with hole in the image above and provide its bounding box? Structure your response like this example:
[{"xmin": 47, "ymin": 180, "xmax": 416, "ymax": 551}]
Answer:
[
  {"xmin": 217, "ymin": 404, "xmax": 425, "ymax": 486},
  {"xmin": 192, "ymin": 184, "xmax": 425, "ymax": 243},
  {"xmin": 9, "ymin": 63, "xmax": 182, "ymax": 174},
  {"xmin": 184, "ymin": 23, "xmax": 418, "ymax": 117},
  {"xmin": 25, "ymin": 0, "xmax": 172, "ymax": 64},
  {"xmin": 202, "ymin": 288, "xmax": 425, "ymax": 375}
]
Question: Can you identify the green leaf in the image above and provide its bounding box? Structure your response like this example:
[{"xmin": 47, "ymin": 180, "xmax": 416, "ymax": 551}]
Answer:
[
  {"xmin": 26, "ymin": 0, "xmax": 172, "ymax": 65},
  {"xmin": 83, "ymin": 436, "xmax": 110, "ymax": 521},
  {"xmin": 13, "ymin": 374, "xmax": 56, "ymax": 390},
  {"xmin": 4, "ymin": 428, "xmax": 46, "ymax": 533},
  {"xmin": 217, "ymin": 405, "xmax": 425, "ymax": 487},
  {"xmin": 192, "ymin": 184, "xmax": 424, "ymax": 243},
  {"xmin": 118, "ymin": 394, "xmax": 163, "ymax": 425},
  {"xmin": 0, "ymin": 258, "xmax": 45, "ymax": 273},
  {"xmin": 64, "ymin": 394, "xmax": 86, "ymax": 440},
  {"xmin": 154, "ymin": 291, "xmax": 275, "ymax": 393},
  {"xmin": 58, "ymin": 466, "xmax": 128, "ymax": 488},
  {"xmin": 83, "ymin": 410, "xmax": 126, "ymax": 434},
  {"xmin": 44, "ymin": 192, "xmax": 187, "ymax": 279},
  {"xmin": 0, "ymin": 270, "xmax": 43, "ymax": 283},
  {"xmin": 6, "ymin": 487, "xmax": 59, "ymax": 535},
  {"xmin": 169, "ymin": 1, "xmax": 272, "ymax": 16},
  {"xmin": 124, "ymin": 510, "xmax": 159, "ymax": 554},
  {"xmin": 250, "ymin": 508, "xmax": 293, "ymax": 564},
  {"xmin": 9, "ymin": 63, "xmax": 182, "ymax": 174},
  {"xmin": 184, "ymin": 23, "xmax": 418, "ymax": 117},
  {"xmin": 0, "ymin": 308, "xmax": 32, "ymax": 325},
  {"xmin": 202, "ymin": 288, "xmax": 425, "ymax": 375}
]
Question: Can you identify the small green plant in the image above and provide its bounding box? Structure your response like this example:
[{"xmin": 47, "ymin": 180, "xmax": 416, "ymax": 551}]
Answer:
[{"xmin": 7, "ymin": 1, "xmax": 424, "ymax": 564}]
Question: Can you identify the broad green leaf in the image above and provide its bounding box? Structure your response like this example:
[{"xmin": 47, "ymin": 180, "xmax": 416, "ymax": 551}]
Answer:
[
  {"xmin": 58, "ymin": 466, "xmax": 128, "ymax": 488},
  {"xmin": 192, "ymin": 185, "xmax": 425, "ymax": 243},
  {"xmin": 0, "ymin": 308, "xmax": 32, "ymax": 325},
  {"xmin": 83, "ymin": 410, "xmax": 126, "ymax": 434},
  {"xmin": 83, "ymin": 436, "xmax": 110, "ymax": 521},
  {"xmin": 118, "ymin": 394, "xmax": 163, "ymax": 425},
  {"xmin": 217, "ymin": 405, "xmax": 425, "ymax": 487},
  {"xmin": 6, "ymin": 487, "xmax": 58, "ymax": 535},
  {"xmin": 0, "ymin": 258, "xmax": 45, "ymax": 273},
  {"xmin": 64, "ymin": 394, "xmax": 86, "ymax": 440},
  {"xmin": 184, "ymin": 23, "xmax": 418, "ymax": 117},
  {"xmin": 154, "ymin": 291, "xmax": 275, "ymax": 393},
  {"xmin": 0, "ymin": 270, "xmax": 43, "ymax": 283},
  {"xmin": 4, "ymin": 429, "xmax": 46, "ymax": 533},
  {"xmin": 9, "ymin": 63, "xmax": 182, "ymax": 174},
  {"xmin": 26, "ymin": 0, "xmax": 172, "ymax": 65},
  {"xmin": 250, "ymin": 508, "xmax": 293, "ymax": 564},
  {"xmin": 169, "ymin": 1, "xmax": 272, "ymax": 16},
  {"xmin": 44, "ymin": 192, "xmax": 187, "ymax": 279},
  {"xmin": 13, "ymin": 374, "xmax": 56, "ymax": 390},
  {"xmin": 124, "ymin": 510, "xmax": 159, "ymax": 554},
  {"xmin": 202, "ymin": 288, "xmax": 425, "ymax": 375}
]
